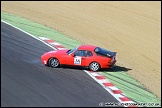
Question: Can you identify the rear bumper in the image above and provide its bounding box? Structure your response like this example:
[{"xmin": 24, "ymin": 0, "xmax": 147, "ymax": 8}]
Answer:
[
  {"xmin": 100, "ymin": 59, "xmax": 116, "ymax": 69},
  {"xmin": 109, "ymin": 59, "xmax": 116, "ymax": 67}
]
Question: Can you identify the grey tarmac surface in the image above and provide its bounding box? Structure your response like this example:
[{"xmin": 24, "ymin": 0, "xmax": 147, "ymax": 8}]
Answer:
[{"xmin": 1, "ymin": 21, "xmax": 119, "ymax": 107}]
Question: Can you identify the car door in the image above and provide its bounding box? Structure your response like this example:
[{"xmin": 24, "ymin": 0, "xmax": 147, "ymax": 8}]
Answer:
[{"xmin": 65, "ymin": 50, "xmax": 86, "ymax": 66}]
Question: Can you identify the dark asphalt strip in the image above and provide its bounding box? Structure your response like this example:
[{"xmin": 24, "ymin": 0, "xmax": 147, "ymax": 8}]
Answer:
[{"xmin": 1, "ymin": 21, "xmax": 119, "ymax": 107}]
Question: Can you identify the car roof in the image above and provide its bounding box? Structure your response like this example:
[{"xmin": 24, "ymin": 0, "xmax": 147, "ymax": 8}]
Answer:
[{"xmin": 77, "ymin": 44, "xmax": 97, "ymax": 51}]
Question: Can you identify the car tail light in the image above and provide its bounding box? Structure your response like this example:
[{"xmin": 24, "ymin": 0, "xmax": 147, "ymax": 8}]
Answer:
[{"xmin": 110, "ymin": 56, "xmax": 115, "ymax": 62}]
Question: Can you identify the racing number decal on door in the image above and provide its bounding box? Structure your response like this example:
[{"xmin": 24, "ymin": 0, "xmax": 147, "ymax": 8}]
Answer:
[{"xmin": 74, "ymin": 56, "xmax": 81, "ymax": 65}]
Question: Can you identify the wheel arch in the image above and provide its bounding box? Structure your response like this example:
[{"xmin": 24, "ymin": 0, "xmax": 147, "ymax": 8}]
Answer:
[
  {"xmin": 47, "ymin": 57, "xmax": 60, "ymax": 66},
  {"xmin": 89, "ymin": 61, "xmax": 101, "ymax": 67},
  {"xmin": 88, "ymin": 61, "xmax": 101, "ymax": 71}
]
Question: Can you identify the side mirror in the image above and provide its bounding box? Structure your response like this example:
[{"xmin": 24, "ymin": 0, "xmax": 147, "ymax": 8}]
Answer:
[{"xmin": 71, "ymin": 53, "xmax": 75, "ymax": 57}]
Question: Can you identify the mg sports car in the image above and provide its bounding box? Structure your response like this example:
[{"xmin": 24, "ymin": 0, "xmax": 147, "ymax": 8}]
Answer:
[{"xmin": 41, "ymin": 45, "xmax": 117, "ymax": 71}]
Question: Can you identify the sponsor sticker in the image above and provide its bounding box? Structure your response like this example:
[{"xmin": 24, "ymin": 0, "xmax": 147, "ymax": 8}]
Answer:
[
  {"xmin": 107, "ymin": 54, "xmax": 110, "ymax": 57},
  {"xmin": 74, "ymin": 56, "xmax": 81, "ymax": 65}
]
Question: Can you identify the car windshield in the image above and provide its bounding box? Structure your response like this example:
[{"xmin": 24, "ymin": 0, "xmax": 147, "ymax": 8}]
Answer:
[{"xmin": 66, "ymin": 47, "xmax": 78, "ymax": 54}]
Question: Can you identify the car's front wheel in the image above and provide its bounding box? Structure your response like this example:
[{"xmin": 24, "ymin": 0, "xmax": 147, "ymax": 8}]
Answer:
[
  {"xmin": 48, "ymin": 58, "xmax": 60, "ymax": 68},
  {"xmin": 89, "ymin": 62, "xmax": 100, "ymax": 71}
]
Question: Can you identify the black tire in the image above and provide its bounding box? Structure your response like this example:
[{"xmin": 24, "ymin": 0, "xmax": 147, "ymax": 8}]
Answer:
[
  {"xmin": 48, "ymin": 58, "xmax": 60, "ymax": 68},
  {"xmin": 89, "ymin": 62, "xmax": 100, "ymax": 71}
]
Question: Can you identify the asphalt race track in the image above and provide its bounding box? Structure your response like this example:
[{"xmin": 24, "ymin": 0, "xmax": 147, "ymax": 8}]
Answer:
[{"xmin": 1, "ymin": 21, "xmax": 119, "ymax": 107}]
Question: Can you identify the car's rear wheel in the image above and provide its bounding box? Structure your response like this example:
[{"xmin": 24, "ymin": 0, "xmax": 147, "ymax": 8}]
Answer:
[
  {"xmin": 48, "ymin": 58, "xmax": 60, "ymax": 68},
  {"xmin": 89, "ymin": 62, "xmax": 100, "ymax": 71}
]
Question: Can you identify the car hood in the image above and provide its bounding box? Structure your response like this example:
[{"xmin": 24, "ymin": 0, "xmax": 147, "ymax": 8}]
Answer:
[{"xmin": 47, "ymin": 49, "xmax": 68, "ymax": 55}]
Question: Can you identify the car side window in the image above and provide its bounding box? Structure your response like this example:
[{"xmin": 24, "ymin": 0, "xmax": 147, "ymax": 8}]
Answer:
[
  {"xmin": 85, "ymin": 51, "xmax": 93, "ymax": 57},
  {"xmin": 74, "ymin": 50, "xmax": 93, "ymax": 57},
  {"xmin": 74, "ymin": 50, "xmax": 86, "ymax": 57}
]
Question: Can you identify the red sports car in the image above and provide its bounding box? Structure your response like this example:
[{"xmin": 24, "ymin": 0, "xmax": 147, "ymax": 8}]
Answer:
[{"xmin": 41, "ymin": 45, "xmax": 117, "ymax": 71}]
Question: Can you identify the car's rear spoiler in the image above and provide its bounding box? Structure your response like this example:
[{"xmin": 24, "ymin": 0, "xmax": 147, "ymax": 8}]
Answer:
[{"xmin": 106, "ymin": 52, "xmax": 117, "ymax": 57}]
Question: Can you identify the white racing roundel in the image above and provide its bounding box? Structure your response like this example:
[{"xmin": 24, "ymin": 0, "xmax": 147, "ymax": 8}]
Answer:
[{"xmin": 74, "ymin": 56, "xmax": 81, "ymax": 65}]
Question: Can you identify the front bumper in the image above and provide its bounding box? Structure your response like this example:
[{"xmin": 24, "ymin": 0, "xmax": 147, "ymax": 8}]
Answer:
[{"xmin": 41, "ymin": 53, "xmax": 49, "ymax": 65}]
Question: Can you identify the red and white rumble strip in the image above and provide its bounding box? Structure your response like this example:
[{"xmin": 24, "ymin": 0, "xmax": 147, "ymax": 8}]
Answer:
[
  {"xmin": 39, "ymin": 37, "xmax": 68, "ymax": 50},
  {"xmin": 38, "ymin": 36, "xmax": 137, "ymax": 107},
  {"xmin": 84, "ymin": 70, "xmax": 137, "ymax": 107}
]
